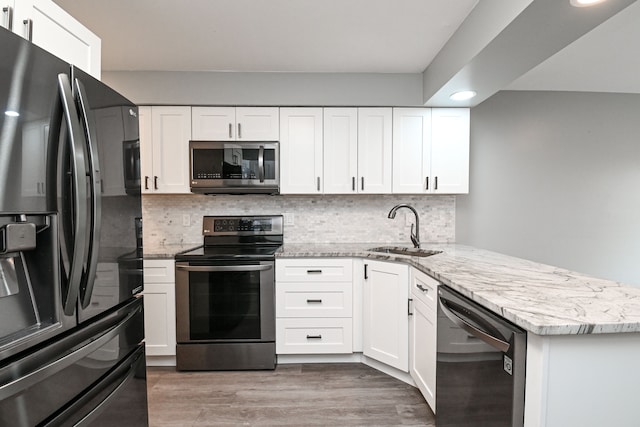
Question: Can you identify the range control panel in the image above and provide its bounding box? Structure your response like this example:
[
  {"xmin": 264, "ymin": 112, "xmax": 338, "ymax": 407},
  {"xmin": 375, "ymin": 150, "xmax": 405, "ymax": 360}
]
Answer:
[{"xmin": 202, "ymin": 215, "xmax": 283, "ymax": 236}]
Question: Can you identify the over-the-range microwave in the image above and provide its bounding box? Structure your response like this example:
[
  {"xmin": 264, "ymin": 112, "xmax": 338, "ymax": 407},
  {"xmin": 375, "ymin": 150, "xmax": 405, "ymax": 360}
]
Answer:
[{"xmin": 189, "ymin": 140, "xmax": 279, "ymax": 194}]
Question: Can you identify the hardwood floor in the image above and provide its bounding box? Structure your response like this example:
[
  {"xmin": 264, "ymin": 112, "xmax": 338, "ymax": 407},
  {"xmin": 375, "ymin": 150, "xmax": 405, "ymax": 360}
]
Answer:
[{"xmin": 147, "ymin": 363, "xmax": 435, "ymax": 426}]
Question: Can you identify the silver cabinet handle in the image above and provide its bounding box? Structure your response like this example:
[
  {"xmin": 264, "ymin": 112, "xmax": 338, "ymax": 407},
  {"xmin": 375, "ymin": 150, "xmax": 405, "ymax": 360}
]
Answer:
[
  {"xmin": 306, "ymin": 335, "xmax": 322, "ymax": 339},
  {"xmin": 2, "ymin": 6, "xmax": 13, "ymax": 30},
  {"xmin": 361, "ymin": 177, "xmax": 364, "ymax": 191},
  {"xmin": 228, "ymin": 123, "xmax": 233, "ymax": 139},
  {"xmin": 317, "ymin": 177, "xmax": 320, "ymax": 192},
  {"xmin": 237, "ymin": 123, "xmax": 242, "ymax": 139},
  {"xmin": 176, "ymin": 264, "xmax": 273, "ymax": 272},
  {"xmin": 408, "ymin": 298, "xmax": 413, "ymax": 316},
  {"xmin": 23, "ymin": 18, "xmax": 33, "ymax": 41},
  {"xmin": 417, "ymin": 284, "xmax": 429, "ymax": 293},
  {"xmin": 306, "ymin": 299, "xmax": 323, "ymax": 303},
  {"xmin": 352, "ymin": 177, "xmax": 355, "ymax": 191}
]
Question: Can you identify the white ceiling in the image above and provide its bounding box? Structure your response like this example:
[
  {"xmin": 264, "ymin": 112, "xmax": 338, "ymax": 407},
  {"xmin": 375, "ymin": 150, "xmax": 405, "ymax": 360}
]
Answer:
[
  {"xmin": 52, "ymin": 0, "xmax": 478, "ymax": 73},
  {"xmin": 53, "ymin": 0, "xmax": 640, "ymax": 97}
]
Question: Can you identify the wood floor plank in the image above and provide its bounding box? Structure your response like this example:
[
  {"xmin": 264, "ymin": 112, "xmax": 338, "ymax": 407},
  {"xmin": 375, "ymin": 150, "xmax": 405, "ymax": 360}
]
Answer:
[{"xmin": 147, "ymin": 363, "xmax": 435, "ymax": 426}]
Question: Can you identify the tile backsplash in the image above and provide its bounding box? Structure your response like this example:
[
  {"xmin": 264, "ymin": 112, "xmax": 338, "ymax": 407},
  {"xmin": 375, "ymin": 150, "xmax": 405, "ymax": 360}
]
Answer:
[{"xmin": 142, "ymin": 194, "xmax": 455, "ymax": 252}]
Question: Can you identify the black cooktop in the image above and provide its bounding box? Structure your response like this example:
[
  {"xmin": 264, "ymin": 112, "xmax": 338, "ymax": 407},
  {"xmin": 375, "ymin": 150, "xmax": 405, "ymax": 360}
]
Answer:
[
  {"xmin": 175, "ymin": 244, "xmax": 281, "ymax": 261},
  {"xmin": 175, "ymin": 215, "xmax": 284, "ymax": 262}
]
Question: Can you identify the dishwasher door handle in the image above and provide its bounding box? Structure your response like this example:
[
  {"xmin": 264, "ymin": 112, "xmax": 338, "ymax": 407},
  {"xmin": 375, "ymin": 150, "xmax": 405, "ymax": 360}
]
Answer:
[
  {"xmin": 176, "ymin": 265, "xmax": 273, "ymax": 272},
  {"xmin": 439, "ymin": 296, "xmax": 510, "ymax": 353}
]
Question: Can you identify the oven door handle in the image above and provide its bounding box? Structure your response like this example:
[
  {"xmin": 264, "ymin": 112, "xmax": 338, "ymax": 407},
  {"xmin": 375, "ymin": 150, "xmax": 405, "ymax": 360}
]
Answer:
[{"xmin": 176, "ymin": 264, "xmax": 273, "ymax": 272}]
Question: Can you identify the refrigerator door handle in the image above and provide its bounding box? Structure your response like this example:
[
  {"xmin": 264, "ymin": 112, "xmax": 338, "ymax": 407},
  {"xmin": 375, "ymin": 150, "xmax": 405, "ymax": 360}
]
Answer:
[
  {"xmin": 74, "ymin": 78, "xmax": 103, "ymax": 309},
  {"xmin": 0, "ymin": 302, "xmax": 140, "ymax": 401},
  {"xmin": 56, "ymin": 73, "xmax": 89, "ymax": 316}
]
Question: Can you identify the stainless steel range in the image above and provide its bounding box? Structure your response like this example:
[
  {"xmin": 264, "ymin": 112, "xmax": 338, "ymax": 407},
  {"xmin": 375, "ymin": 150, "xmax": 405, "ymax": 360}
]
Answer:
[{"xmin": 174, "ymin": 215, "xmax": 283, "ymax": 370}]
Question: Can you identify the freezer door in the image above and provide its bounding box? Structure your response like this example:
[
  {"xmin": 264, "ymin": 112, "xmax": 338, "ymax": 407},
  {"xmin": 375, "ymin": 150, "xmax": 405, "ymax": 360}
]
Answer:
[{"xmin": 0, "ymin": 297, "xmax": 145, "ymax": 427}]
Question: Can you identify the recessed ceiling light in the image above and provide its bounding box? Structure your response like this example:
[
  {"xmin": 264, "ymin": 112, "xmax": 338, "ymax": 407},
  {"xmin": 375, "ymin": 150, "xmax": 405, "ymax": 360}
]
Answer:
[
  {"xmin": 449, "ymin": 91, "xmax": 477, "ymax": 101},
  {"xmin": 4, "ymin": 110, "xmax": 19, "ymax": 117},
  {"xmin": 570, "ymin": 0, "xmax": 607, "ymax": 7}
]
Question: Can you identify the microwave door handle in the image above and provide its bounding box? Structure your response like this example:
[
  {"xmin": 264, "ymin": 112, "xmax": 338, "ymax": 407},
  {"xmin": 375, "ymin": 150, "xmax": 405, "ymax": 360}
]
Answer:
[
  {"xmin": 176, "ymin": 265, "xmax": 273, "ymax": 272},
  {"xmin": 56, "ymin": 73, "xmax": 89, "ymax": 316},
  {"xmin": 74, "ymin": 78, "xmax": 102, "ymax": 309},
  {"xmin": 258, "ymin": 145, "xmax": 265, "ymax": 182}
]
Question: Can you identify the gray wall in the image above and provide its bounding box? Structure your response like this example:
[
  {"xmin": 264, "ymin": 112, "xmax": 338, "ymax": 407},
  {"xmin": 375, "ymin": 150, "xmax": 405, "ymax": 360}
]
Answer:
[
  {"xmin": 102, "ymin": 71, "xmax": 423, "ymax": 106},
  {"xmin": 457, "ymin": 91, "xmax": 640, "ymax": 286}
]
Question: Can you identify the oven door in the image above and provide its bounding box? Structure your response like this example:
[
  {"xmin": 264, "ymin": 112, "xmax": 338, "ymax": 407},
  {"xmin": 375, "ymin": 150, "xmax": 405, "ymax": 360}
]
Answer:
[{"xmin": 175, "ymin": 260, "xmax": 275, "ymax": 344}]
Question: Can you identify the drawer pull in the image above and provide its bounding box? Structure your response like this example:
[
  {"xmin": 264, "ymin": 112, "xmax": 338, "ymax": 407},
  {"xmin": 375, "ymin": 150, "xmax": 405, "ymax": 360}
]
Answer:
[
  {"xmin": 306, "ymin": 269, "xmax": 322, "ymax": 274},
  {"xmin": 306, "ymin": 335, "xmax": 322, "ymax": 339},
  {"xmin": 306, "ymin": 299, "xmax": 323, "ymax": 304},
  {"xmin": 417, "ymin": 284, "xmax": 430, "ymax": 293}
]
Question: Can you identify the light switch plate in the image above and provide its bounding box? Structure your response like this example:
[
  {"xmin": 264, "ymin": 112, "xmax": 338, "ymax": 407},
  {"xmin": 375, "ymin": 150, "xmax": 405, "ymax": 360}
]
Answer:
[{"xmin": 182, "ymin": 214, "xmax": 191, "ymax": 227}]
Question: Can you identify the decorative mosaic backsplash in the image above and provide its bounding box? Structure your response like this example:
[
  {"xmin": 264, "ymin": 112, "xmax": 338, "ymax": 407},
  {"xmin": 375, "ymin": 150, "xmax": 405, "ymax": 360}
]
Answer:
[{"xmin": 142, "ymin": 194, "xmax": 455, "ymax": 252}]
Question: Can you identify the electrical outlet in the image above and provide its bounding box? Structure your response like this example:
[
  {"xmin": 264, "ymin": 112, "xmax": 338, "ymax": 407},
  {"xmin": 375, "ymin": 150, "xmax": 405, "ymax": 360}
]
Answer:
[
  {"xmin": 283, "ymin": 212, "xmax": 294, "ymax": 226},
  {"xmin": 182, "ymin": 214, "xmax": 191, "ymax": 227}
]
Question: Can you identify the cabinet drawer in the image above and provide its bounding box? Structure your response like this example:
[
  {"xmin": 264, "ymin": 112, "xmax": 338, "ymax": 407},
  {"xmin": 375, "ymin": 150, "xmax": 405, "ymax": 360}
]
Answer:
[
  {"xmin": 276, "ymin": 282, "xmax": 352, "ymax": 318},
  {"xmin": 143, "ymin": 260, "xmax": 175, "ymax": 283},
  {"xmin": 411, "ymin": 268, "xmax": 438, "ymax": 310},
  {"xmin": 276, "ymin": 318, "xmax": 353, "ymax": 354},
  {"xmin": 276, "ymin": 258, "xmax": 353, "ymax": 282}
]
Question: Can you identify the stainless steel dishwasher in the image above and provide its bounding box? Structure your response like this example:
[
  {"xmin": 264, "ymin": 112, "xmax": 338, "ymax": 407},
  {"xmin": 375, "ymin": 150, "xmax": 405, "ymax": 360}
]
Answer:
[{"xmin": 436, "ymin": 286, "xmax": 526, "ymax": 427}]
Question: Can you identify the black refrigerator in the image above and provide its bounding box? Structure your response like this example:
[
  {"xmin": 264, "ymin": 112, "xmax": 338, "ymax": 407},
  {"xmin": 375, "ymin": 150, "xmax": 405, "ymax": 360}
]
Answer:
[{"xmin": 0, "ymin": 26, "xmax": 148, "ymax": 426}]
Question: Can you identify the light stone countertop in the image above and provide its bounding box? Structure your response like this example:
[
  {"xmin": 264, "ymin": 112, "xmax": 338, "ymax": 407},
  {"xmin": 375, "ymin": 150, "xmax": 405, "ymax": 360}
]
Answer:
[{"xmin": 276, "ymin": 242, "xmax": 640, "ymax": 336}]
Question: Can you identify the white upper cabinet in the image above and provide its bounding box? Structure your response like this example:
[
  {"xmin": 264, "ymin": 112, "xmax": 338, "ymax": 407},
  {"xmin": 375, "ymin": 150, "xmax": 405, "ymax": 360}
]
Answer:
[
  {"xmin": 323, "ymin": 108, "xmax": 358, "ymax": 194},
  {"xmin": 7, "ymin": 0, "xmax": 101, "ymax": 79},
  {"xmin": 192, "ymin": 106, "xmax": 279, "ymax": 141},
  {"xmin": 430, "ymin": 108, "xmax": 470, "ymax": 194},
  {"xmin": 140, "ymin": 106, "xmax": 192, "ymax": 194},
  {"xmin": 280, "ymin": 107, "xmax": 323, "ymax": 194},
  {"xmin": 357, "ymin": 108, "xmax": 392, "ymax": 194},
  {"xmin": 392, "ymin": 108, "xmax": 432, "ymax": 194},
  {"xmin": 323, "ymin": 107, "xmax": 392, "ymax": 194},
  {"xmin": 392, "ymin": 107, "xmax": 469, "ymax": 194}
]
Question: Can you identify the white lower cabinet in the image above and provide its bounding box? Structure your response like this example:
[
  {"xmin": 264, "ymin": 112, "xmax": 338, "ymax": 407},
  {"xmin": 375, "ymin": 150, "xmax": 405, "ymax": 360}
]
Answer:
[
  {"xmin": 362, "ymin": 260, "xmax": 409, "ymax": 372},
  {"xmin": 143, "ymin": 259, "xmax": 176, "ymax": 361},
  {"xmin": 276, "ymin": 258, "xmax": 353, "ymax": 354},
  {"xmin": 410, "ymin": 268, "xmax": 439, "ymax": 411}
]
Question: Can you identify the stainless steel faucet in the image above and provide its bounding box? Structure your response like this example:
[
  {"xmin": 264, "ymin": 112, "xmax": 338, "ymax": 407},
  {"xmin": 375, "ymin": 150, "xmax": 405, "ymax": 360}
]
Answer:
[{"xmin": 388, "ymin": 204, "xmax": 420, "ymax": 248}]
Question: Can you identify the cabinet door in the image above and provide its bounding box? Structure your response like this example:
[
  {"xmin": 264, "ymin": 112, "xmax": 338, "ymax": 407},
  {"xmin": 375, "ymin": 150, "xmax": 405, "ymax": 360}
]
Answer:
[
  {"xmin": 362, "ymin": 260, "xmax": 409, "ymax": 372},
  {"xmin": 191, "ymin": 106, "xmax": 235, "ymax": 141},
  {"xmin": 411, "ymin": 296, "xmax": 436, "ymax": 411},
  {"xmin": 151, "ymin": 106, "xmax": 191, "ymax": 193},
  {"xmin": 21, "ymin": 119, "xmax": 48, "ymax": 198},
  {"xmin": 13, "ymin": 0, "xmax": 101, "ymax": 79},
  {"xmin": 94, "ymin": 106, "xmax": 126, "ymax": 196},
  {"xmin": 143, "ymin": 260, "xmax": 176, "ymax": 357},
  {"xmin": 358, "ymin": 108, "xmax": 392, "ymax": 194},
  {"xmin": 392, "ymin": 108, "xmax": 432, "ymax": 194},
  {"xmin": 138, "ymin": 106, "xmax": 153, "ymax": 194},
  {"xmin": 143, "ymin": 282, "xmax": 176, "ymax": 357},
  {"xmin": 430, "ymin": 108, "xmax": 470, "ymax": 194},
  {"xmin": 236, "ymin": 107, "xmax": 279, "ymax": 140},
  {"xmin": 279, "ymin": 107, "xmax": 323, "ymax": 194},
  {"xmin": 323, "ymin": 108, "xmax": 358, "ymax": 194}
]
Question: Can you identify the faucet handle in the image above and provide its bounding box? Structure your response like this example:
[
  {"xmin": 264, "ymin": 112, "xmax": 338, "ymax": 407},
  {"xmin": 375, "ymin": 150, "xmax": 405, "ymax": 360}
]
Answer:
[{"xmin": 410, "ymin": 224, "xmax": 420, "ymax": 248}]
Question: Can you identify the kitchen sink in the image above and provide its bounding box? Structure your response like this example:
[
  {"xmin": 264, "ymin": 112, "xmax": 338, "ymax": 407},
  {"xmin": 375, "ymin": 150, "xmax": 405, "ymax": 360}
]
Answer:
[{"xmin": 367, "ymin": 246, "xmax": 442, "ymax": 258}]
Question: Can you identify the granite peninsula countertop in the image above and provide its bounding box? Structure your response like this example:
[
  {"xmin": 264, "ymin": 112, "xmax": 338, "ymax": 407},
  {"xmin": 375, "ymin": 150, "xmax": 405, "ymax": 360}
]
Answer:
[{"xmin": 277, "ymin": 243, "xmax": 640, "ymax": 336}]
